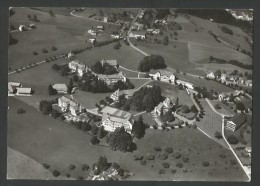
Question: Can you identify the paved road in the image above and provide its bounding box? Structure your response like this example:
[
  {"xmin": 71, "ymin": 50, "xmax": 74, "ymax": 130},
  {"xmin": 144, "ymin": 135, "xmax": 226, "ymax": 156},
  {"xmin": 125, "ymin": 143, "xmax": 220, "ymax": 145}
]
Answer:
[{"xmin": 126, "ymin": 9, "xmax": 149, "ymax": 57}]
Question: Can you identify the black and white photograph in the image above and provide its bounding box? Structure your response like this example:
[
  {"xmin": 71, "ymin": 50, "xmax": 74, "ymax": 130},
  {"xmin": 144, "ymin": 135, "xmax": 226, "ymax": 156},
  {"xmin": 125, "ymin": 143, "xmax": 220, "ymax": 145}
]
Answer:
[{"xmin": 7, "ymin": 7, "xmax": 253, "ymax": 181}]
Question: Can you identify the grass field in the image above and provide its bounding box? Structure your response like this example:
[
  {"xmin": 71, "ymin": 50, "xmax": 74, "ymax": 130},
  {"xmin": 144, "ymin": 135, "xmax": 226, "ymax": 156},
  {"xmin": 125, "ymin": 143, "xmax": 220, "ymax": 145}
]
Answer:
[
  {"xmin": 7, "ymin": 147, "xmax": 70, "ymax": 180},
  {"xmin": 8, "ymin": 97, "xmax": 124, "ymax": 179},
  {"xmin": 9, "ymin": 7, "xmax": 121, "ymax": 70},
  {"xmin": 119, "ymin": 128, "xmax": 247, "ymax": 181},
  {"xmin": 75, "ymin": 41, "xmax": 144, "ymax": 70},
  {"xmin": 208, "ymin": 100, "xmax": 235, "ymax": 116},
  {"xmin": 148, "ymin": 81, "xmax": 194, "ymax": 107},
  {"xmin": 8, "ymin": 58, "xmax": 70, "ymax": 109}
]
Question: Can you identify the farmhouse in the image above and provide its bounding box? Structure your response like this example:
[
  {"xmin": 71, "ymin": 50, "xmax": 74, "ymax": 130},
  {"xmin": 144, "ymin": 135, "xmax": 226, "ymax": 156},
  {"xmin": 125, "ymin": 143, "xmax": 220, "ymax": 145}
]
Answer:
[
  {"xmin": 88, "ymin": 29, "xmax": 97, "ymax": 36},
  {"xmin": 154, "ymin": 97, "xmax": 175, "ymax": 116},
  {"xmin": 220, "ymin": 73, "xmax": 227, "ymax": 83},
  {"xmin": 103, "ymin": 17, "xmax": 108, "ymax": 22},
  {"xmin": 111, "ymin": 34, "xmax": 120, "ymax": 39},
  {"xmin": 68, "ymin": 60, "xmax": 89, "ymax": 76},
  {"xmin": 88, "ymin": 38, "xmax": 96, "ymax": 44},
  {"xmin": 110, "ymin": 89, "xmax": 135, "ymax": 102},
  {"xmin": 245, "ymin": 80, "xmax": 252, "ymax": 87},
  {"xmin": 8, "ymin": 82, "xmax": 21, "ymax": 94},
  {"xmin": 19, "ymin": 25, "xmax": 26, "ymax": 31},
  {"xmin": 97, "ymin": 25, "xmax": 104, "ymax": 31},
  {"xmin": 226, "ymin": 113, "xmax": 247, "ymax": 131},
  {"xmin": 52, "ymin": 84, "xmax": 68, "ymax": 94},
  {"xmin": 100, "ymin": 106, "xmax": 134, "ymax": 133},
  {"xmin": 207, "ymin": 72, "xmax": 215, "ymax": 79},
  {"xmin": 176, "ymin": 80, "xmax": 194, "ymax": 90},
  {"xmin": 132, "ymin": 22, "xmax": 144, "ymax": 30},
  {"xmin": 98, "ymin": 71, "xmax": 126, "ymax": 85},
  {"xmin": 147, "ymin": 28, "xmax": 160, "ymax": 34},
  {"xmin": 219, "ymin": 90, "xmax": 245, "ymax": 101},
  {"xmin": 67, "ymin": 52, "xmax": 75, "ymax": 59},
  {"xmin": 16, "ymin": 88, "xmax": 32, "ymax": 95},
  {"xmin": 154, "ymin": 19, "xmax": 167, "ymax": 25},
  {"xmin": 129, "ymin": 31, "xmax": 146, "ymax": 39},
  {"xmin": 110, "ymin": 89, "xmax": 123, "ymax": 102},
  {"xmin": 149, "ymin": 70, "xmax": 176, "ymax": 83},
  {"xmin": 58, "ymin": 96, "xmax": 83, "ymax": 116}
]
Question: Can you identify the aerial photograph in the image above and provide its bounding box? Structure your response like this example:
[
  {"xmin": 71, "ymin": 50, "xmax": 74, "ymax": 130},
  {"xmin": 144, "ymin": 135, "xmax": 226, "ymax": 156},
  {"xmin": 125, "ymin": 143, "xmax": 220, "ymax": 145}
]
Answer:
[{"xmin": 7, "ymin": 7, "xmax": 252, "ymax": 181}]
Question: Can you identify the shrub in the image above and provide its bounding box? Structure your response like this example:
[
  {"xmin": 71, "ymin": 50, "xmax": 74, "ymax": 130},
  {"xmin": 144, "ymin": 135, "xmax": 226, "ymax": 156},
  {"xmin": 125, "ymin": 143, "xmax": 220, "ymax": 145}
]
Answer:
[
  {"xmin": 134, "ymin": 154, "xmax": 143, "ymax": 160},
  {"xmin": 17, "ymin": 108, "xmax": 26, "ymax": 114},
  {"xmin": 146, "ymin": 153, "xmax": 155, "ymax": 160},
  {"xmin": 66, "ymin": 173, "xmax": 71, "ymax": 178},
  {"xmin": 113, "ymin": 42, "xmax": 121, "ymax": 49},
  {"xmin": 219, "ymin": 154, "xmax": 226, "ymax": 158},
  {"xmin": 227, "ymin": 135, "xmax": 239, "ymax": 144},
  {"xmin": 69, "ymin": 164, "xmax": 76, "ymax": 170},
  {"xmin": 42, "ymin": 48, "xmax": 48, "ymax": 53},
  {"xmin": 140, "ymin": 159, "xmax": 147, "ymax": 165},
  {"xmin": 90, "ymin": 136, "xmax": 100, "ymax": 145},
  {"xmin": 230, "ymin": 159, "xmax": 237, "ymax": 165},
  {"xmin": 214, "ymin": 131, "xmax": 223, "ymax": 139},
  {"xmin": 192, "ymin": 124, "xmax": 197, "ymax": 129},
  {"xmin": 159, "ymin": 153, "xmax": 168, "ymax": 160},
  {"xmin": 154, "ymin": 146, "xmax": 162, "ymax": 151},
  {"xmin": 52, "ymin": 170, "xmax": 60, "ymax": 177},
  {"xmin": 181, "ymin": 105, "xmax": 190, "ymax": 113},
  {"xmin": 51, "ymin": 46, "xmax": 57, "ymax": 51},
  {"xmin": 165, "ymin": 147, "xmax": 173, "ymax": 154},
  {"xmin": 171, "ymin": 169, "xmax": 177, "ymax": 174},
  {"xmin": 77, "ymin": 176, "xmax": 84, "ymax": 180},
  {"xmin": 158, "ymin": 169, "xmax": 165, "ymax": 174},
  {"xmin": 112, "ymin": 162, "xmax": 120, "ymax": 170},
  {"xmin": 42, "ymin": 163, "xmax": 50, "ymax": 169},
  {"xmin": 162, "ymin": 162, "xmax": 170, "ymax": 168},
  {"xmin": 81, "ymin": 164, "xmax": 89, "ymax": 171},
  {"xmin": 33, "ymin": 51, "xmax": 38, "ymax": 55},
  {"xmin": 173, "ymin": 152, "xmax": 181, "ymax": 159},
  {"xmin": 214, "ymin": 103, "xmax": 221, "ymax": 109},
  {"xmin": 176, "ymin": 162, "xmax": 183, "ymax": 168},
  {"xmin": 202, "ymin": 161, "xmax": 210, "ymax": 167},
  {"xmin": 182, "ymin": 156, "xmax": 189, "ymax": 163}
]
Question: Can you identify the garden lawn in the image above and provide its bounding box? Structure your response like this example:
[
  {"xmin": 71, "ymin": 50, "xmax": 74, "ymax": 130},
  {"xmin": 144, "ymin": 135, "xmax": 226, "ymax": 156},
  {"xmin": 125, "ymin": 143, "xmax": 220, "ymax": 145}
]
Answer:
[
  {"xmin": 75, "ymin": 41, "xmax": 145, "ymax": 70},
  {"xmin": 148, "ymin": 81, "xmax": 194, "ymax": 107},
  {"xmin": 119, "ymin": 128, "xmax": 248, "ymax": 181},
  {"xmin": 196, "ymin": 100, "xmax": 227, "ymax": 147},
  {"xmin": 8, "ymin": 97, "xmax": 124, "ymax": 180}
]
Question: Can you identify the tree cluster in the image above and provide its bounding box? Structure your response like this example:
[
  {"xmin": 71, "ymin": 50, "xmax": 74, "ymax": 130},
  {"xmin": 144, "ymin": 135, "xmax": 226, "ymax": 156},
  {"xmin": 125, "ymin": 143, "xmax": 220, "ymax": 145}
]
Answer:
[
  {"xmin": 91, "ymin": 61, "xmax": 118, "ymax": 75},
  {"xmin": 120, "ymin": 85, "xmax": 163, "ymax": 112},
  {"xmin": 138, "ymin": 55, "xmax": 167, "ymax": 72},
  {"xmin": 106, "ymin": 127, "xmax": 135, "ymax": 152},
  {"xmin": 132, "ymin": 116, "xmax": 146, "ymax": 139},
  {"xmin": 39, "ymin": 100, "xmax": 56, "ymax": 115}
]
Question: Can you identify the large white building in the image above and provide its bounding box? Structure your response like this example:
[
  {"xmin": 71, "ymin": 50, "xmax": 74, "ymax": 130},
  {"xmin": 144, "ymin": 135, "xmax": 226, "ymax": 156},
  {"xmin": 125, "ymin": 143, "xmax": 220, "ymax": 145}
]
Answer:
[
  {"xmin": 207, "ymin": 72, "xmax": 215, "ymax": 79},
  {"xmin": 52, "ymin": 84, "xmax": 68, "ymax": 94},
  {"xmin": 68, "ymin": 60, "xmax": 89, "ymax": 76},
  {"xmin": 128, "ymin": 31, "xmax": 146, "ymax": 39},
  {"xmin": 98, "ymin": 71, "xmax": 126, "ymax": 85},
  {"xmin": 149, "ymin": 71, "xmax": 176, "ymax": 83},
  {"xmin": 154, "ymin": 97, "xmax": 175, "ymax": 116},
  {"xmin": 58, "ymin": 96, "xmax": 83, "ymax": 116},
  {"xmin": 176, "ymin": 80, "xmax": 194, "ymax": 90},
  {"xmin": 100, "ymin": 106, "xmax": 134, "ymax": 133}
]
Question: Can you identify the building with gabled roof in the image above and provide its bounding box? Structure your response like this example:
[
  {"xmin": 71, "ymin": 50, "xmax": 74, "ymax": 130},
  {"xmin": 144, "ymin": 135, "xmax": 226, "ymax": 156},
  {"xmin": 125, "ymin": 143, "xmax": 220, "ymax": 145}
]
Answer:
[
  {"xmin": 52, "ymin": 84, "xmax": 68, "ymax": 94},
  {"xmin": 16, "ymin": 88, "xmax": 32, "ymax": 95},
  {"xmin": 98, "ymin": 71, "xmax": 126, "ymax": 85},
  {"xmin": 68, "ymin": 60, "xmax": 88, "ymax": 76},
  {"xmin": 110, "ymin": 89, "xmax": 123, "ymax": 102},
  {"xmin": 154, "ymin": 97, "xmax": 175, "ymax": 116},
  {"xmin": 100, "ymin": 106, "xmax": 134, "ymax": 133},
  {"xmin": 149, "ymin": 70, "xmax": 176, "ymax": 83},
  {"xmin": 58, "ymin": 95, "xmax": 83, "ymax": 116}
]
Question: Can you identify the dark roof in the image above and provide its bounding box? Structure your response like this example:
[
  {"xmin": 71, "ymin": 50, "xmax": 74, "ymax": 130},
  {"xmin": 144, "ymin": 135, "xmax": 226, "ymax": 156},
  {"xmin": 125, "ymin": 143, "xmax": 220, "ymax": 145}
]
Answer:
[{"xmin": 230, "ymin": 113, "xmax": 247, "ymax": 129}]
